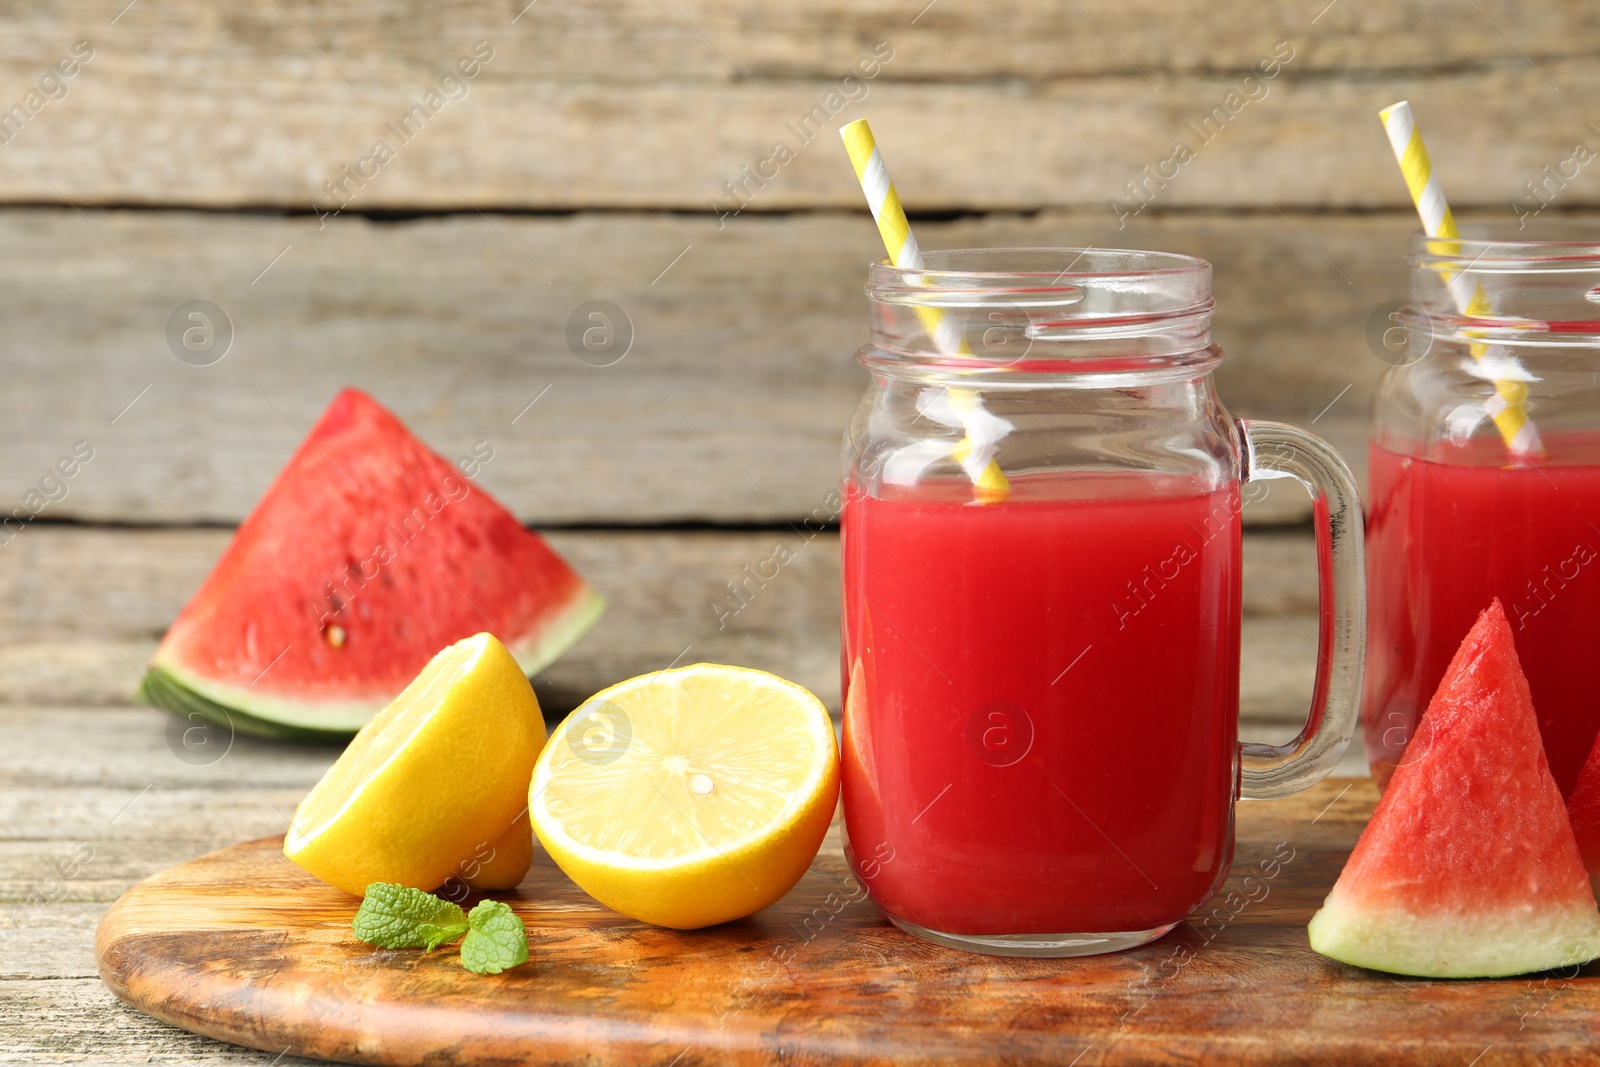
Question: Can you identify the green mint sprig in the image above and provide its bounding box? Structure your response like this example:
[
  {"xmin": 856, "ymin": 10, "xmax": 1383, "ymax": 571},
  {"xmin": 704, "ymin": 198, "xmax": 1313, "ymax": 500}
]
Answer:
[{"xmin": 352, "ymin": 883, "xmax": 529, "ymax": 974}]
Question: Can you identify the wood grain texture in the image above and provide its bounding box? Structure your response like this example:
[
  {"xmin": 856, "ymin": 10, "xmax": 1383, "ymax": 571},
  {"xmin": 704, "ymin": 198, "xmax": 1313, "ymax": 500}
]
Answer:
[
  {"xmin": 0, "ymin": 979, "xmax": 324, "ymax": 1066},
  {"xmin": 91, "ymin": 780, "xmax": 1599, "ymax": 1067},
  {"xmin": 4, "ymin": 700, "xmax": 1361, "ymax": 1064},
  {"xmin": 0, "ymin": 3, "xmax": 1597, "ymax": 209},
  {"xmin": 0, "ymin": 526, "xmax": 1323, "ymax": 724},
  {"xmin": 2, "ymin": 700, "xmax": 345, "ymax": 1064},
  {"xmin": 6, "ymin": 0, "xmax": 1594, "ymax": 84},
  {"xmin": 0, "ymin": 204, "xmax": 1483, "ymax": 526}
]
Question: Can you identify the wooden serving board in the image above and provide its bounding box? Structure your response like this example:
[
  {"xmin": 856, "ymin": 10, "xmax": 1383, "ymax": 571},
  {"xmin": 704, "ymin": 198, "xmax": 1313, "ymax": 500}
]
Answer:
[{"xmin": 96, "ymin": 780, "xmax": 1600, "ymax": 1066}]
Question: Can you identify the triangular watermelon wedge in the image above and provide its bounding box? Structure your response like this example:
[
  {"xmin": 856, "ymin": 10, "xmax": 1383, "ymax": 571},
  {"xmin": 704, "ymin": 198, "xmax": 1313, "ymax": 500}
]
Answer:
[
  {"xmin": 141, "ymin": 389, "xmax": 603, "ymax": 738},
  {"xmin": 1565, "ymin": 732, "xmax": 1600, "ymax": 897},
  {"xmin": 1308, "ymin": 599, "xmax": 1600, "ymax": 977}
]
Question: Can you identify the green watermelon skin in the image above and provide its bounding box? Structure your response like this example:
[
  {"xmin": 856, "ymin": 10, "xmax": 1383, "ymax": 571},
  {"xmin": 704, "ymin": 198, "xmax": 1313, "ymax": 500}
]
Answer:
[
  {"xmin": 1309, "ymin": 599, "xmax": 1600, "ymax": 978},
  {"xmin": 139, "ymin": 666, "xmax": 354, "ymax": 741},
  {"xmin": 143, "ymin": 388, "xmax": 603, "ymax": 735}
]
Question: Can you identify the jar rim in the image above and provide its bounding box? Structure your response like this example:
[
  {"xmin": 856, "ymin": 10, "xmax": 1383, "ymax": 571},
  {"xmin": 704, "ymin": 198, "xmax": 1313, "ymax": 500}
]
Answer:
[
  {"xmin": 1409, "ymin": 223, "xmax": 1600, "ymax": 271},
  {"xmin": 866, "ymin": 247, "xmax": 1210, "ymax": 309}
]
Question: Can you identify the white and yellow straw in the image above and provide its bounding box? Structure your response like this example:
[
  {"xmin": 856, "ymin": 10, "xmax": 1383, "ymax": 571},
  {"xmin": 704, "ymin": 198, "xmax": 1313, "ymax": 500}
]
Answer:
[
  {"xmin": 1379, "ymin": 101, "xmax": 1542, "ymax": 458},
  {"xmin": 839, "ymin": 118, "xmax": 1010, "ymax": 503}
]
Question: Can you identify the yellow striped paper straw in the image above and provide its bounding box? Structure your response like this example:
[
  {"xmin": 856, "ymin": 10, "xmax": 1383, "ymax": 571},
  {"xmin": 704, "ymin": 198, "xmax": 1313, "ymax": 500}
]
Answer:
[
  {"xmin": 1379, "ymin": 101, "xmax": 1542, "ymax": 458},
  {"xmin": 839, "ymin": 118, "xmax": 1010, "ymax": 503}
]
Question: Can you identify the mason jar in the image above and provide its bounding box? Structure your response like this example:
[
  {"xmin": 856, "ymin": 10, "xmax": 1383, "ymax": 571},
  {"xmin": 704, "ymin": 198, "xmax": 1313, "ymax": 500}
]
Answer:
[
  {"xmin": 1365, "ymin": 225, "xmax": 1600, "ymax": 796},
  {"xmin": 839, "ymin": 247, "xmax": 1365, "ymax": 956}
]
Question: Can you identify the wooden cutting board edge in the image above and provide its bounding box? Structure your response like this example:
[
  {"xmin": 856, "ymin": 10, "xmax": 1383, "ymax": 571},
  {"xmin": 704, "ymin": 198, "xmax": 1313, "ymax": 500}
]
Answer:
[{"xmin": 93, "ymin": 779, "xmax": 1600, "ymax": 1067}]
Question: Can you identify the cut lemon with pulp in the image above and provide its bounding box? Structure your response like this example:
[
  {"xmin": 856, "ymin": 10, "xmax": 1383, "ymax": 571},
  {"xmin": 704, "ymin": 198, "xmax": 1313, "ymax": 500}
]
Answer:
[
  {"xmin": 531, "ymin": 664, "xmax": 839, "ymax": 929},
  {"xmin": 284, "ymin": 632, "xmax": 545, "ymax": 896}
]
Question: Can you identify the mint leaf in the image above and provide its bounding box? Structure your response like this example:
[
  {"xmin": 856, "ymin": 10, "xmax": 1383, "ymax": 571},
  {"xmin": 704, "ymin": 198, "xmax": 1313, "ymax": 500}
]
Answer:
[
  {"xmin": 352, "ymin": 885, "xmax": 528, "ymax": 974},
  {"xmin": 416, "ymin": 921, "xmax": 472, "ymax": 951},
  {"xmin": 459, "ymin": 899, "xmax": 529, "ymax": 975},
  {"xmin": 352, "ymin": 883, "xmax": 469, "ymax": 950}
]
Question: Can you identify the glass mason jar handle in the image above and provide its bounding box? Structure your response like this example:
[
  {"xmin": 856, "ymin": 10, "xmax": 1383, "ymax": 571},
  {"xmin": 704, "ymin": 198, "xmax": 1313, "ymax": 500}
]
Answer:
[{"xmin": 1238, "ymin": 420, "xmax": 1366, "ymax": 800}]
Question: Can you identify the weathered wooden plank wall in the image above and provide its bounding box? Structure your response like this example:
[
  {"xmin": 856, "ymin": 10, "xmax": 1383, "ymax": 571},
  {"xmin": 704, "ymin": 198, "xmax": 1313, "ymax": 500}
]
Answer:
[
  {"xmin": 2, "ymin": 0, "xmax": 1597, "ymax": 728},
  {"xmin": 1, "ymin": 1, "xmax": 1598, "ymax": 527},
  {"xmin": 0, "ymin": 209, "xmax": 1416, "ymax": 525},
  {"xmin": 0, "ymin": 2, "xmax": 1595, "ymax": 210}
]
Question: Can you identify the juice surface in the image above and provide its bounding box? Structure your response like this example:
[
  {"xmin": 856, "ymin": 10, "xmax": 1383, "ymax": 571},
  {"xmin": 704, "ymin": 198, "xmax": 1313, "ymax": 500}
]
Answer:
[
  {"xmin": 1365, "ymin": 435, "xmax": 1600, "ymax": 796},
  {"xmin": 840, "ymin": 473, "xmax": 1241, "ymax": 935}
]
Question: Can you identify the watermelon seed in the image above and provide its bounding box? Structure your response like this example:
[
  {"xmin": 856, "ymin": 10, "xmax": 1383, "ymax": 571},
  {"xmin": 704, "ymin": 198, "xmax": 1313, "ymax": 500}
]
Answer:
[{"xmin": 326, "ymin": 625, "xmax": 347, "ymax": 649}]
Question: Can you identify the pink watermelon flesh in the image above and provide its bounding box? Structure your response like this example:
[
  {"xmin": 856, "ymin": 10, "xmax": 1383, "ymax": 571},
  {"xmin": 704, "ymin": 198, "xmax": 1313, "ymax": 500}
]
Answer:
[
  {"xmin": 1308, "ymin": 599, "xmax": 1600, "ymax": 978},
  {"xmin": 145, "ymin": 388, "xmax": 603, "ymax": 735},
  {"xmin": 1566, "ymin": 732, "xmax": 1600, "ymax": 897}
]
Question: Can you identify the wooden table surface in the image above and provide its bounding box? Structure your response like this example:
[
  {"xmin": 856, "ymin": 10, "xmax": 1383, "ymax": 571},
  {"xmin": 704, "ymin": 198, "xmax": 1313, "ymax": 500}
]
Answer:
[{"xmin": 3, "ymin": 523, "xmax": 1360, "ymax": 1065}]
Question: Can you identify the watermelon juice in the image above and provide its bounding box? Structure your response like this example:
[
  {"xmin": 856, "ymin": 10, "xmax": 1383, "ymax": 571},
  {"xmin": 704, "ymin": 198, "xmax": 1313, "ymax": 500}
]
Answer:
[
  {"xmin": 840, "ymin": 473, "xmax": 1242, "ymax": 936},
  {"xmin": 1364, "ymin": 434, "xmax": 1600, "ymax": 796}
]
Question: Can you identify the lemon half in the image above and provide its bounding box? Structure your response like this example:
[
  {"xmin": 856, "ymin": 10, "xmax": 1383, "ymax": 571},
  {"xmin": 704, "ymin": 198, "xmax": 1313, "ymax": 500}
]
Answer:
[
  {"xmin": 284, "ymin": 632, "xmax": 545, "ymax": 895},
  {"xmin": 530, "ymin": 664, "xmax": 839, "ymax": 929}
]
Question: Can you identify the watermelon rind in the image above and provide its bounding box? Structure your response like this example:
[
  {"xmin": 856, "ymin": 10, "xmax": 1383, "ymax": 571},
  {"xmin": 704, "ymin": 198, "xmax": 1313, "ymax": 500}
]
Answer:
[
  {"xmin": 142, "ymin": 586, "xmax": 605, "ymax": 738},
  {"xmin": 138, "ymin": 666, "xmax": 353, "ymax": 742},
  {"xmin": 506, "ymin": 585, "xmax": 607, "ymax": 686},
  {"xmin": 1309, "ymin": 892, "xmax": 1600, "ymax": 979}
]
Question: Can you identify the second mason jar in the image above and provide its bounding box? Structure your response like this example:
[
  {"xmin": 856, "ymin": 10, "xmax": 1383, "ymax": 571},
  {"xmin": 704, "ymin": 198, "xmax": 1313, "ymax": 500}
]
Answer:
[
  {"xmin": 1366, "ymin": 225, "xmax": 1600, "ymax": 795},
  {"xmin": 839, "ymin": 248, "xmax": 1365, "ymax": 957}
]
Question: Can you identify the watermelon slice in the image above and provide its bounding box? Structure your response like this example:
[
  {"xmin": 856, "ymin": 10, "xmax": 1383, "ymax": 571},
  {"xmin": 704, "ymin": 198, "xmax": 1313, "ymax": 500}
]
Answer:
[
  {"xmin": 1565, "ymin": 733, "xmax": 1600, "ymax": 897},
  {"xmin": 1308, "ymin": 599, "xmax": 1600, "ymax": 978},
  {"xmin": 141, "ymin": 389, "xmax": 603, "ymax": 738}
]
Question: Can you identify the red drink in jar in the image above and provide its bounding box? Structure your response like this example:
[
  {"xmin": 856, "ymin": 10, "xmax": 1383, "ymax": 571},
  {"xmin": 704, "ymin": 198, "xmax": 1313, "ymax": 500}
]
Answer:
[
  {"xmin": 1365, "ymin": 435, "xmax": 1600, "ymax": 794},
  {"xmin": 840, "ymin": 248, "xmax": 1364, "ymax": 955},
  {"xmin": 841, "ymin": 475, "xmax": 1242, "ymax": 935}
]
